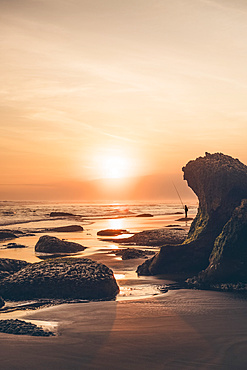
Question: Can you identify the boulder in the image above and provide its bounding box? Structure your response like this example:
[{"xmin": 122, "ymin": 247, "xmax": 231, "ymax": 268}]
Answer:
[
  {"xmin": 137, "ymin": 153, "xmax": 247, "ymax": 280},
  {"xmin": 0, "ymin": 258, "xmax": 119, "ymax": 301},
  {"xmin": 48, "ymin": 225, "xmax": 84, "ymax": 232},
  {"xmin": 35, "ymin": 235, "xmax": 86, "ymax": 254}
]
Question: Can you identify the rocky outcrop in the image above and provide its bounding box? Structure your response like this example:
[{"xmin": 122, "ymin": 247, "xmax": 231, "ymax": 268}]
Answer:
[
  {"xmin": 0, "ymin": 258, "xmax": 119, "ymax": 301},
  {"xmin": 35, "ymin": 235, "xmax": 86, "ymax": 254},
  {"xmin": 137, "ymin": 153, "xmax": 247, "ymax": 282}
]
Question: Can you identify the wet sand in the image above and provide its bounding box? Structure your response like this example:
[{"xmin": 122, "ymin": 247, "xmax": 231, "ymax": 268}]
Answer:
[
  {"xmin": 0, "ymin": 289, "xmax": 247, "ymax": 369},
  {"xmin": 0, "ymin": 213, "xmax": 247, "ymax": 369}
]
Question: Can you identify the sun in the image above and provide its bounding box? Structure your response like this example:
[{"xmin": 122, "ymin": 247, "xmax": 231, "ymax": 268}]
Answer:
[
  {"xmin": 101, "ymin": 155, "xmax": 129, "ymax": 179},
  {"xmin": 89, "ymin": 146, "xmax": 139, "ymax": 180}
]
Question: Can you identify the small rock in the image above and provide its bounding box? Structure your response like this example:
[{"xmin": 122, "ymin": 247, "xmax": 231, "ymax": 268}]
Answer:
[
  {"xmin": 97, "ymin": 229, "xmax": 129, "ymax": 237},
  {"xmin": 49, "ymin": 212, "xmax": 78, "ymax": 217},
  {"xmin": 0, "ymin": 232, "xmax": 18, "ymax": 241},
  {"xmin": 136, "ymin": 213, "xmax": 153, "ymax": 217},
  {"xmin": 4, "ymin": 243, "xmax": 27, "ymax": 249},
  {"xmin": 48, "ymin": 225, "xmax": 84, "ymax": 232}
]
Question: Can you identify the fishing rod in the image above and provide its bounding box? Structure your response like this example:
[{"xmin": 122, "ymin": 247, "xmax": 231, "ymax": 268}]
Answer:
[{"xmin": 172, "ymin": 181, "xmax": 184, "ymax": 209}]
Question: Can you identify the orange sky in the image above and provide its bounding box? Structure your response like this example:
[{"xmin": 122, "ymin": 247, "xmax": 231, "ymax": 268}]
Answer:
[{"xmin": 1, "ymin": 0, "xmax": 247, "ymax": 200}]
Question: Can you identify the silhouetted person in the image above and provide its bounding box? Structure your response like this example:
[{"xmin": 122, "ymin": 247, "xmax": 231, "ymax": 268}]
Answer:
[{"xmin": 184, "ymin": 205, "xmax": 188, "ymax": 218}]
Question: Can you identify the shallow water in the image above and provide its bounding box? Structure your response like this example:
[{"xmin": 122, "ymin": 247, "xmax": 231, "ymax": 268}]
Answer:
[{"xmin": 0, "ymin": 201, "xmax": 196, "ymax": 305}]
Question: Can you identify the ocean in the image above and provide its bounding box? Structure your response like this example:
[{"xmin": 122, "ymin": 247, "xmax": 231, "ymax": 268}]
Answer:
[{"xmin": 0, "ymin": 201, "xmax": 198, "ymax": 227}]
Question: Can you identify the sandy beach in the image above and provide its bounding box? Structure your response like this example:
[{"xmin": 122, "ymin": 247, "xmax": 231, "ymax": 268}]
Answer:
[
  {"xmin": 0, "ymin": 289, "xmax": 247, "ymax": 370},
  {"xmin": 0, "ymin": 206, "xmax": 247, "ymax": 369}
]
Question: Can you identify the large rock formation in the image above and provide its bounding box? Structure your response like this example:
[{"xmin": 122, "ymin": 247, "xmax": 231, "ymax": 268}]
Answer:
[
  {"xmin": 0, "ymin": 258, "xmax": 119, "ymax": 301},
  {"xmin": 187, "ymin": 199, "xmax": 247, "ymax": 287},
  {"xmin": 35, "ymin": 235, "xmax": 86, "ymax": 254},
  {"xmin": 137, "ymin": 153, "xmax": 247, "ymax": 283}
]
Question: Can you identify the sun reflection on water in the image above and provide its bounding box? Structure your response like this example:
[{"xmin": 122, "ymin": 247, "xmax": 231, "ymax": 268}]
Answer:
[{"xmin": 108, "ymin": 218, "xmax": 124, "ymax": 229}]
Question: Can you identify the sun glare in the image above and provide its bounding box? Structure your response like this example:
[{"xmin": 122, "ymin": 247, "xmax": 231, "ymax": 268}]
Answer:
[
  {"xmin": 108, "ymin": 218, "xmax": 124, "ymax": 229},
  {"xmin": 101, "ymin": 155, "xmax": 130, "ymax": 179}
]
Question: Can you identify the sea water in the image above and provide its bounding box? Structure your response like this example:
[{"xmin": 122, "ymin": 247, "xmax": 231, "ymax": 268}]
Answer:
[{"xmin": 0, "ymin": 200, "xmax": 198, "ymax": 227}]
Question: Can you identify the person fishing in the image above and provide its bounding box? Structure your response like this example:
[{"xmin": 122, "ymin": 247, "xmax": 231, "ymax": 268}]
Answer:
[
  {"xmin": 184, "ymin": 204, "xmax": 188, "ymax": 218},
  {"xmin": 172, "ymin": 181, "xmax": 188, "ymax": 218}
]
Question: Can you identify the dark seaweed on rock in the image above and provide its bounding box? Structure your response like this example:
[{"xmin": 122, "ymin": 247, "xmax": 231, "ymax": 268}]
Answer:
[
  {"xmin": 0, "ymin": 258, "xmax": 119, "ymax": 301},
  {"xmin": 137, "ymin": 153, "xmax": 247, "ymax": 286}
]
